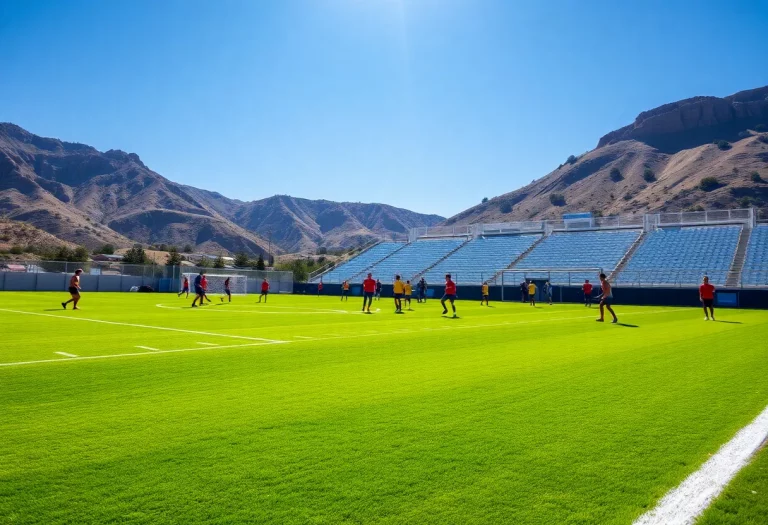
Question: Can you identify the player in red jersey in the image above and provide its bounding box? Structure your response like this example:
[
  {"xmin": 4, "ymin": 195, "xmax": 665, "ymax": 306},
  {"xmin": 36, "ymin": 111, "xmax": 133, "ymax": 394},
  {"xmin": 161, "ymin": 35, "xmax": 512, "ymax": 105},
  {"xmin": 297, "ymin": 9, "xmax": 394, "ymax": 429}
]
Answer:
[
  {"xmin": 317, "ymin": 281, "xmax": 323, "ymax": 296},
  {"xmin": 258, "ymin": 278, "xmax": 269, "ymax": 303},
  {"xmin": 362, "ymin": 273, "xmax": 376, "ymax": 313},
  {"xmin": 61, "ymin": 269, "xmax": 83, "ymax": 310},
  {"xmin": 178, "ymin": 275, "xmax": 190, "ymax": 298},
  {"xmin": 582, "ymin": 279, "xmax": 593, "ymax": 307},
  {"xmin": 699, "ymin": 276, "xmax": 716, "ymax": 321},
  {"xmin": 441, "ymin": 273, "xmax": 457, "ymax": 318},
  {"xmin": 200, "ymin": 274, "xmax": 212, "ymax": 303}
]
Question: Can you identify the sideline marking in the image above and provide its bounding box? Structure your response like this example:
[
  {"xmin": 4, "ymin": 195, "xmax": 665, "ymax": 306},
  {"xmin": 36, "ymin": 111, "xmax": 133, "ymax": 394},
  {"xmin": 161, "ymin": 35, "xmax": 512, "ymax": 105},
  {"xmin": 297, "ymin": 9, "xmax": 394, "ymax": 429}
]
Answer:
[
  {"xmin": 54, "ymin": 351, "xmax": 77, "ymax": 358},
  {"xmin": 196, "ymin": 342, "xmax": 218, "ymax": 346},
  {"xmin": 0, "ymin": 308, "xmax": 283, "ymax": 343},
  {"xmin": 135, "ymin": 346, "xmax": 159, "ymax": 352},
  {"xmin": 634, "ymin": 404, "xmax": 768, "ymax": 525},
  {"xmin": 292, "ymin": 336, "xmax": 313, "ymax": 339},
  {"xmin": 156, "ymin": 304, "xmax": 351, "ymax": 314},
  {"xmin": 0, "ymin": 341, "xmax": 283, "ymax": 368}
]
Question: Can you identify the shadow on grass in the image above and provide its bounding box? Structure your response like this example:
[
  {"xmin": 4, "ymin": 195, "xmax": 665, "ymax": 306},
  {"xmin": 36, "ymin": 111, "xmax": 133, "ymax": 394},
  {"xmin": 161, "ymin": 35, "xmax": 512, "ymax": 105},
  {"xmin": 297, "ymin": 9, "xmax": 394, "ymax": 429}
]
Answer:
[
  {"xmin": 443, "ymin": 315, "xmax": 461, "ymax": 320},
  {"xmin": 715, "ymin": 320, "xmax": 743, "ymax": 324},
  {"xmin": 43, "ymin": 308, "xmax": 67, "ymax": 311},
  {"xmin": 616, "ymin": 323, "xmax": 639, "ymax": 328}
]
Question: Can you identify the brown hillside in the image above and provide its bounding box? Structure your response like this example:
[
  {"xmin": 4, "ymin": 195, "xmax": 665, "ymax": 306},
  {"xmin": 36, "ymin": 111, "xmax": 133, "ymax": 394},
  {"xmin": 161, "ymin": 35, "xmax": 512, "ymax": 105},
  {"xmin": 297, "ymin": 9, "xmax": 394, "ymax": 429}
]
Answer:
[{"xmin": 446, "ymin": 86, "xmax": 768, "ymax": 225}]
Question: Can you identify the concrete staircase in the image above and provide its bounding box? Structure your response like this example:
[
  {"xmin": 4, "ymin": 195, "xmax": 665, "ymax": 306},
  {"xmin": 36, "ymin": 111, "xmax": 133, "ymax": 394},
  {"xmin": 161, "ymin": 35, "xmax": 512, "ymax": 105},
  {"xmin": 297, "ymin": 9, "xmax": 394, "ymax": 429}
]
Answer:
[
  {"xmin": 410, "ymin": 237, "xmax": 473, "ymax": 282},
  {"xmin": 489, "ymin": 234, "xmax": 547, "ymax": 284},
  {"xmin": 726, "ymin": 227, "xmax": 752, "ymax": 287},
  {"xmin": 610, "ymin": 230, "xmax": 648, "ymax": 281}
]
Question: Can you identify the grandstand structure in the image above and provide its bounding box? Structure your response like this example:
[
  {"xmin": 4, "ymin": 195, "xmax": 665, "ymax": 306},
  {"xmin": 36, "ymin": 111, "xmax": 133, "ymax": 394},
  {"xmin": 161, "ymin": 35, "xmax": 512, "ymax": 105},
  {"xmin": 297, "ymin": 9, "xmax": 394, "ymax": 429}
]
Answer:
[{"xmin": 312, "ymin": 208, "xmax": 767, "ymax": 288}]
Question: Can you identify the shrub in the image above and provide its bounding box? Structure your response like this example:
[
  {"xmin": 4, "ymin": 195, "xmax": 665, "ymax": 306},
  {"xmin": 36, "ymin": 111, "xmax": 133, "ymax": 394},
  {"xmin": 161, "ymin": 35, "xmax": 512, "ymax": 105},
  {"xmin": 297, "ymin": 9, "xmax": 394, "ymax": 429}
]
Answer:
[
  {"xmin": 213, "ymin": 254, "xmax": 226, "ymax": 269},
  {"xmin": 549, "ymin": 193, "xmax": 566, "ymax": 206},
  {"xmin": 751, "ymin": 172, "xmax": 764, "ymax": 183},
  {"xmin": 699, "ymin": 177, "xmax": 721, "ymax": 192},
  {"xmin": 758, "ymin": 135, "xmax": 768, "ymax": 144},
  {"xmin": 566, "ymin": 155, "xmax": 578, "ymax": 165},
  {"xmin": 123, "ymin": 245, "xmax": 149, "ymax": 264},
  {"xmin": 481, "ymin": 197, "xmax": 489, "ymax": 204},
  {"xmin": 72, "ymin": 246, "xmax": 90, "ymax": 262},
  {"xmin": 685, "ymin": 205, "xmax": 705, "ymax": 212},
  {"xmin": 714, "ymin": 140, "xmax": 731, "ymax": 150},
  {"xmin": 622, "ymin": 193, "xmax": 633, "ymax": 201},
  {"xmin": 316, "ymin": 246, "xmax": 328, "ymax": 255},
  {"xmin": 738, "ymin": 130, "xmax": 753, "ymax": 139},
  {"xmin": 643, "ymin": 168, "xmax": 656, "ymax": 183},
  {"xmin": 738, "ymin": 197, "xmax": 760, "ymax": 208},
  {"xmin": 755, "ymin": 124, "xmax": 767, "ymax": 132},
  {"xmin": 97, "ymin": 244, "xmax": 115, "ymax": 255},
  {"xmin": 183, "ymin": 244, "xmax": 193, "ymax": 253},
  {"xmin": 609, "ymin": 167, "xmax": 623, "ymax": 182},
  {"xmin": 9, "ymin": 245, "xmax": 23, "ymax": 255},
  {"xmin": 500, "ymin": 202, "xmax": 513, "ymax": 214},
  {"xmin": 317, "ymin": 256, "xmax": 326, "ymax": 264}
]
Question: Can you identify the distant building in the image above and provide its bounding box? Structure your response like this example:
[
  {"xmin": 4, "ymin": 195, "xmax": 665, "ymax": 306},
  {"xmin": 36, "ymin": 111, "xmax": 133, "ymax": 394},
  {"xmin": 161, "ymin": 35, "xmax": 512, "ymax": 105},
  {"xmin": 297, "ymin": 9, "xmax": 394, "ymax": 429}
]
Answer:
[{"xmin": 92, "ymin": 254, "xmax": 124, "ymax": 262}]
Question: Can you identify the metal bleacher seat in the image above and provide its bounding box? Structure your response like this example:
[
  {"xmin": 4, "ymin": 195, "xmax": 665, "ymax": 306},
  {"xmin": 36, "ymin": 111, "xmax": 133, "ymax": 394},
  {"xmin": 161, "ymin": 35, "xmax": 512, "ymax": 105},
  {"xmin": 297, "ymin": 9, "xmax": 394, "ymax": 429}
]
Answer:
[
  {"xmin": 315, "ymin": 242, "xmax": 404, "ymax": 283},
  {"xmin": 509, "ymin": 230, "xmax": 641, "ymax": 284},
  {"xmin": 422, "ymin": 234, "xmax": 542, "ymax": 284},
  {"xmin": 620, "ymin": 226, "xmax": 741, "ymax": 286},
  {"xmin": 358, "ymin": 238, "xmax": 467, "ymax": 282},
  {"xmin": 742, "ymin": 225, "xmax": 768, "ymax": 286}
]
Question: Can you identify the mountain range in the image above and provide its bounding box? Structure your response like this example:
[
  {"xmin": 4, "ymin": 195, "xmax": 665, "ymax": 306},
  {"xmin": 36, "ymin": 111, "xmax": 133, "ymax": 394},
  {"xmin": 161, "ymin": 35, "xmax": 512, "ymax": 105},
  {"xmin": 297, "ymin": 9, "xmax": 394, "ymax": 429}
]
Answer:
[
  {"xmin": 446, "ymin": 85, "xmax": 768, "ymax": 225},
  {"xmin": 0, "ymin": 123, "xmax": 442, "ymax": 254}
]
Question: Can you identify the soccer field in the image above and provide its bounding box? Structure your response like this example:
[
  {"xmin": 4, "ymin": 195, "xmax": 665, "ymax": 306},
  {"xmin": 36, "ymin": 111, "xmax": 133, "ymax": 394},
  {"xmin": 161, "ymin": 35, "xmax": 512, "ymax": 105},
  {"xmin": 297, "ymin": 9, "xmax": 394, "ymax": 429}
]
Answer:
[{"xmin": 1, "ymin": 292, "xmax": 767, "ymax": 524}]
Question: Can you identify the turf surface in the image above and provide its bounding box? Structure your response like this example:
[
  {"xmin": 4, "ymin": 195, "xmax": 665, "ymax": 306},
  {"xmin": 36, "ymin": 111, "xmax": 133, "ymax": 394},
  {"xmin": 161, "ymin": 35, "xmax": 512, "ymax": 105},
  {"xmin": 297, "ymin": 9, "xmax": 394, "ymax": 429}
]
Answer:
[{"xmin": 1, "ymin": 292, "xmax": 767, "ymax": 524}]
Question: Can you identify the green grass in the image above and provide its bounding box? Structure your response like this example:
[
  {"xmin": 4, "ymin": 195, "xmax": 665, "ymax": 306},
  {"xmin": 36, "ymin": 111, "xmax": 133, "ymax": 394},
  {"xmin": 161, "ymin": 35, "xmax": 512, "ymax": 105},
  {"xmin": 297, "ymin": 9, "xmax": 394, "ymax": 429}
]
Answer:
[
  {"xmin": 698, "ymin": 443, "xmax": 768, "ymax": 524},
  {"xmin": 0, "ymin": 292, "xmax": 767, "ymax": 524}
]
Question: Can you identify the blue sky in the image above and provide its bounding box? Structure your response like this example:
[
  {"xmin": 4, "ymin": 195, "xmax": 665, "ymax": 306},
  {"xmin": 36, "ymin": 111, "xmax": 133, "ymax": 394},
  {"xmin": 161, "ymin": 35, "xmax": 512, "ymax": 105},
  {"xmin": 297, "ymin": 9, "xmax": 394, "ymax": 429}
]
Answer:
[{"xmin": 1, "ymin": 0, "xmax": 766, "ymax": 217}]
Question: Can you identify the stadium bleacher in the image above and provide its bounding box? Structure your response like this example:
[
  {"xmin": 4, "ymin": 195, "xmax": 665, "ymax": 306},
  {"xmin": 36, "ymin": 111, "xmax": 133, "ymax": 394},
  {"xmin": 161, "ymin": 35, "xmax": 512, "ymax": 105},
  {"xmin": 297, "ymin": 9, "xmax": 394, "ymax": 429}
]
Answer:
[
  {"xmin": 742, "ymin": 225, "xmax": 768, "ymax": 287},
  {"xmin": 315, "ymin": 242, "xmax": 404, "ymax": 283},
  {"xmin": 357, "ymin": 238, "xmax": 467, "ymax": 282},
  {"xmin": 508, "ymin": 230, "xmax": 641, "ymax": 284},
  {"xmin": 421, "ymin": 234, "xmax": 542, "ymax": 284},
  {"xmin": 619, "ymin": 226, "xmax": 741, "ymax": 286}
]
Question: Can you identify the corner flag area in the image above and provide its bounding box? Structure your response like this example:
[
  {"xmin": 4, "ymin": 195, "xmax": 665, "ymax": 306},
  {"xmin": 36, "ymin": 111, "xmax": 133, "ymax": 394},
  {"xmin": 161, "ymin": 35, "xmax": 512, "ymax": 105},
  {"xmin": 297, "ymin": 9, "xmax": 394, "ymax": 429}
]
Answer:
[{"xmin": 1, "ymin": 292, "xmax": 767, "ymax": 524}]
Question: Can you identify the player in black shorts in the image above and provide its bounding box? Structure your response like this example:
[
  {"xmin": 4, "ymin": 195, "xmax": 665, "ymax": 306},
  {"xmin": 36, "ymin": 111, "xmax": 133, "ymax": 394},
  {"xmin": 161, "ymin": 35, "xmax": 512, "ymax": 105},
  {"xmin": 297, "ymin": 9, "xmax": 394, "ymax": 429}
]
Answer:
[{"xmin": 62, "ymin": 269, "xmax": 83, "ymax": 310}]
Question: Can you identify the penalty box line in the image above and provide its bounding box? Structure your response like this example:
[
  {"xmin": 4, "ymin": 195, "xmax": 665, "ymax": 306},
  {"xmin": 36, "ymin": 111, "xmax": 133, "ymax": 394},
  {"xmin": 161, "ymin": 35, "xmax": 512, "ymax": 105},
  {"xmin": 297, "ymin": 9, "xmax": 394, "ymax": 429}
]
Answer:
[
  {"xmin": 634, "ymin": 403, "xmax": 768, "ymax": 525},
  {"xmin": 0, "ymin": 308, "xmax": 284, "ymax": 343}
]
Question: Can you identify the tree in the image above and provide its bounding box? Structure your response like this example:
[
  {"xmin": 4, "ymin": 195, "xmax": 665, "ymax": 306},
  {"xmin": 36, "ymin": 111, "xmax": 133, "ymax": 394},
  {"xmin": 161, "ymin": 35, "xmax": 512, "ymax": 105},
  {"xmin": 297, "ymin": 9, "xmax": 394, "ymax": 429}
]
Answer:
[
  {"xmin": 290, "ymin": 259, "xmax": 308, "ymax": 282},
  {"xmin": 97, "ymin": 244, "xmax": 115, "ymax": 255},
  {"xmin": 255, "ymin": 254, "xmax": 266, "ymax": 270},
  {"xmin": 755, "ymin": 124, "xmax": 767, "ymax": 132},
  {"xmin": 213, "ymin": 253, "xmax": 226, "ymax": 269},
  {"xmin": 183, "ymin": 244, "xmax": 194, "ymax": 253},
  {"xmin": 122, "ymin": 245, "xmax": 148, "ymax": 264},
  {"xmin": 566, "ymin": 155, "xmax": 578, "ymax": 165},
  {"xmin": 166, "ymin": 247, "xmax": 183, "ymax": 266},
  {"xmin": 643, "ymin": 168, "xmax": 656, "ymax": 183},
  {"xmin": 72, "ymin": 246, "xmax": 90, "ymax": 262},
  {"xmin": 752, "ymin": 172, "xmax": 764, "ymax": 183},
  {"xmin": 316, "ymin": 246, "xmax": 328, "ymax": 255},
  {"xmin": 500, "ymin": 202, "xmax": 513, "ymax": 214},
  {"xmin": 481, "ymin": 197, "xmax": 489, "ymax": 204},
  {"xmin": 713, "ymin": 140, "xmax": 731, "ymax": 151},
  {"xmin": 699, "ymin": 177, "xmax": 721, "ymax": 192},
  {"xmin": 609, "ymin": 167, "xmax": 623, "ymax": 182},
  {"xmin": 549, "ymin": 193, "xmax": 566, "ymax": 206},
  {"xmin": 198, "ymin": 256, "xmax": 211, "ymax": 268},
  {"xmin": 234, "ymin": 251, "xmax": 250, "ymax": 267}
]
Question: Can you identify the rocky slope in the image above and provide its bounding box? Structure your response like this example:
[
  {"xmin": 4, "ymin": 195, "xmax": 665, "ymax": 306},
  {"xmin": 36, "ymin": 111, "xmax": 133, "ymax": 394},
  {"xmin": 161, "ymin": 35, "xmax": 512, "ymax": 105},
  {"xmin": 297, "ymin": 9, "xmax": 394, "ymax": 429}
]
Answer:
[
  {"xmin": 446, "ymin": 86, "xmax": 768, "ymax": 225},
  {"xmin": 0, "ymin": 124, "xmax": 441, "ymax": 254}
]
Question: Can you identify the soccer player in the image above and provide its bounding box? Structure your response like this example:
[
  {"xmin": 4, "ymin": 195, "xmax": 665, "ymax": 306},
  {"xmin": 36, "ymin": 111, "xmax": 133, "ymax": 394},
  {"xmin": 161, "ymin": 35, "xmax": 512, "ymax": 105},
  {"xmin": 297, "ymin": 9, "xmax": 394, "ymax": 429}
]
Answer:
[
  {"xmin": 191, "ymin": 271, "xmax": 205, "ymax": 307},
  {"xmin": 222, "ymin": 276, "xmax": 232, "ymax": 303},
  {"xmin": 375, "ymin": 279, "xmax": 382, "ymax": 300},
  {"xmin": 61, "ymin": 268, "xmax": 83, "ymax": 310},
  {"xmin": 178, "ymin": 275, "xmax": 190, "ymax": 298},
  {"xmin": 520, "ymin": 280, "xmax": 529, "ymax": 303},
  {"xmin": 418, "ymin": 278, "xmax": 427, "ymax": 303},
  {"xmin": 582, "ymin": 279, "xmax": 593, "ymax": 307},
  {"xmin": 362, "ymin": 273, "xmax": 375, "ymax": 313},
  {"xmin": 317, "ymin": 281, "xmax": 323, "ymax": 296},
  {"xmin": 341, "ymin": 280, "xmax": 350, "ymax": 301},
  {"xmin": 528, "ymin": 280, "xmax": 537, "ymax": 307},
  {"xmin": 700, "ymin": 275, "xmax": 716, "ymax": 321},
  {"xmin": 258, "ymin": 278, "xmax": 269, "ymax": 303},
  {"xmin": 544, "ymin": 280, "xmax": 553, "ymax": 305},
  {"xmin": 441, "ymin": 273, "xmax": 457, "ymax": 317},
  {"xmin": 481, "ymin": 281, "xmax": 489, "ymax": 306},
  {"xmin": 393, "ymin": 275, "xmax": 405, "ymax": 313},
  {"xmin": 404, "ymin": 280, "xmax": 413, "ymax": 309},
  {"xmin": 596, "ymin": 273, "xmax": 618, "ymax": 323},
  {"xmin": 201, "ymin": 274, "xmax": 212, "ymax": 303}
]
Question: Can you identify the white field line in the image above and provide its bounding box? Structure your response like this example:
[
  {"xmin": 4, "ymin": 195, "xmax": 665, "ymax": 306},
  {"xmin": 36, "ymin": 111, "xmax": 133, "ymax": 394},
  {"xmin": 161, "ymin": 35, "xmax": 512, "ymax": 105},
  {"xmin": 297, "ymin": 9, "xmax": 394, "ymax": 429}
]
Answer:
[
  {"xmin": 157, "ymin": 304, "xmax": 351, "ymax": 314},
  {"xmin": 54, "ymin": 351, "xmax": 77, "ymax": 358},
  {"xmin": 0, "ymin": 341, "xmax": 283, "ymax": 368},
  {"xmin": 634, "ymin": 404, "xmax": 768, "ymax": 525},
  {"xmin": 292, "ymin": 336, "xmax": 313, "ymax": 339},
  {"xmin": 196, "ymin": 342, "xmax": 219, "ymax": 346},
  {"xmin": 0, "ymin": 308, "xmax": 283, "ymax": 343},
  {"xmin": 135, "ymin": 346, "xmax": 159, "ymax": 352},
  {"xmin": 0, "ymin": 307, "xmax": 689, "ymax": 368}
]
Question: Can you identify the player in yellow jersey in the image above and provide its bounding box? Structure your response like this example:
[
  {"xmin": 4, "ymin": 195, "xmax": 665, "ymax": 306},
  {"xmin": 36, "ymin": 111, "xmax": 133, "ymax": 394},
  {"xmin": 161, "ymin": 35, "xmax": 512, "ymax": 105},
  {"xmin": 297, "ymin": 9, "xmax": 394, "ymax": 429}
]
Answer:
[
  {"xmin": 528, "ymin": 280, "xmax": 537, "ymax": 307},
  {"xmin": 481, "ymin": 281, "xmax": 489, "ymax": 306},
  {"xmin": 393, "ymin": 275, "xmax": 405, "ymax": 313},
  {"xmin": 404, "ymin": 280, "xmax": 413, "ymax": 310}
]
